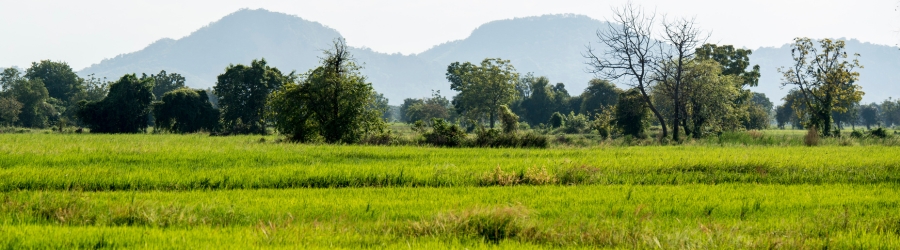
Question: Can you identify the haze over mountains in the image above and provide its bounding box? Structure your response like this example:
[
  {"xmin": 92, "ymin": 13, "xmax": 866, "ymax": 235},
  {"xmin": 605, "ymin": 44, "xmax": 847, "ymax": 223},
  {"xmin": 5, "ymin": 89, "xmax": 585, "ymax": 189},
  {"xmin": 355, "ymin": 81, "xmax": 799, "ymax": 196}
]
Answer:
[{"xmin": 79, "ymin": 9, "xmax": 900, "ymax": 105}]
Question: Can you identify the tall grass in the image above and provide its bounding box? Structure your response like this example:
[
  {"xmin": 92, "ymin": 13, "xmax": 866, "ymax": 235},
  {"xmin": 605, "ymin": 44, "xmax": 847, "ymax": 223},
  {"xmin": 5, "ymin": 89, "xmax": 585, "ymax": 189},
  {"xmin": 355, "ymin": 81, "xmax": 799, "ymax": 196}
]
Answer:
[{"xmin": 1, "ymin": 134, "xmax": 899, "ymax": 191}]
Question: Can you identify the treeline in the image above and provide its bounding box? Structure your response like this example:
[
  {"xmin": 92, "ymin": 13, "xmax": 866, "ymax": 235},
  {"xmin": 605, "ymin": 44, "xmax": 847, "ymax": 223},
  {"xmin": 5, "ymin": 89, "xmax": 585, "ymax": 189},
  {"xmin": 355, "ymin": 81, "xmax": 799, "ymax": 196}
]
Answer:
[{"xmin": 0, "ymin": 4, "xmax": 885, "ymax": 146}]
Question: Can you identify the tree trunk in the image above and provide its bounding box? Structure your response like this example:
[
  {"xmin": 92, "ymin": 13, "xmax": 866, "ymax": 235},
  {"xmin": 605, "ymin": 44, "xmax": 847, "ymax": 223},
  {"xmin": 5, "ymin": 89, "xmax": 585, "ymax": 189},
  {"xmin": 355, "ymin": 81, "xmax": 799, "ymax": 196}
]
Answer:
[
  {"xmin": 638, "ymin": 88, "xmax": 667, "ymax": 139},
  {"xmin": 489, "ymin": 111, "xmax": 495, "ymax": 129}
]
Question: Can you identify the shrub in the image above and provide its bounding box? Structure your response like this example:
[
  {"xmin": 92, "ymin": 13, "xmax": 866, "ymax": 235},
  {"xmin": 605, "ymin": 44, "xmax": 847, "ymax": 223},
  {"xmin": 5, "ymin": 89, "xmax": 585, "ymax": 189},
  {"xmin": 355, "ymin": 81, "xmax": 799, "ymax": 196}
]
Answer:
[
  {"xmin": 804, "ymin": 125, "xmax": 819, "ymax": 146},
  {"xmin": 615, "ymin": 89, "xmax": 649, "ymax": 138},
  {"xmin": 522, "ymin": 166, "xmax": 557, "ymax": 185},
  {"xmin": 423, "ymin": 118, "xmax": 466, "ymax": 147},
  {"xmin": 547, "ymin": 112, "xmax": 564, "ymax": 128},
  {"xmin": 480, "ymin": 166, "xmax": 519, "ymax": 186},
  {"xmin": 850, "ymin": 130, "xmax": 864, "ymax": 138},
  {"xmin": 472, "ymin": 128, "xmax": 548, "ymax": 148},
  {"xmin": 870, "ymin": 127, "xmax": 889, "ymax": 138},
  {"xmin": 498, "ymin": 105, "xmax": 519, "ymax": 134},
  {"xmin": 562, "ymin": 112, "xmax": 589, "ymax": 134}
]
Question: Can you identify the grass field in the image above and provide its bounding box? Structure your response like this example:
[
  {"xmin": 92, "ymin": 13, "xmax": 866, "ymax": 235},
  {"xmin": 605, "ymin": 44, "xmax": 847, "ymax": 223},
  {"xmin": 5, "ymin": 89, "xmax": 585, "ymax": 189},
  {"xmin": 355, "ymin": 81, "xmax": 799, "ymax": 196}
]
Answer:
[{"xmin": 2, "ymin": 132, "xmax": 899, "ymax": 248}]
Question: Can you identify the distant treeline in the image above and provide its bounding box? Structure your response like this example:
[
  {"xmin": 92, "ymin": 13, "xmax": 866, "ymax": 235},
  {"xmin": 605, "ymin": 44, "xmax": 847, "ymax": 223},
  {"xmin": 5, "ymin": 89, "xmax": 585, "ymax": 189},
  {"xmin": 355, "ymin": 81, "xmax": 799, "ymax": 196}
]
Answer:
[{"xmin": 0, "ymin": 5, "xmax": 890, "ymax": 145}]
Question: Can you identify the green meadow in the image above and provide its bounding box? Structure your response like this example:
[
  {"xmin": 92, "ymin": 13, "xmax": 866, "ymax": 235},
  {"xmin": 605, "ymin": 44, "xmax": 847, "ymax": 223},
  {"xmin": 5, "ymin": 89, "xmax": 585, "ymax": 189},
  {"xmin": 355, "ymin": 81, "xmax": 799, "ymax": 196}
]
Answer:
[{"xmin": 2, "ymin": 133, "xmax": 899, "ymax": 248}]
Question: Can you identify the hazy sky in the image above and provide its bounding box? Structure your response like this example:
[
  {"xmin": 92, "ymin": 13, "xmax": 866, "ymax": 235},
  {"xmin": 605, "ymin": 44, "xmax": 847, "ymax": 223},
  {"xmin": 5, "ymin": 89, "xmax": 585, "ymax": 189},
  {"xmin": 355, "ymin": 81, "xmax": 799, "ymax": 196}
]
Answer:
[{"xmin": 1, "ymin": 0, "xmax": 898, "ymax": 70}]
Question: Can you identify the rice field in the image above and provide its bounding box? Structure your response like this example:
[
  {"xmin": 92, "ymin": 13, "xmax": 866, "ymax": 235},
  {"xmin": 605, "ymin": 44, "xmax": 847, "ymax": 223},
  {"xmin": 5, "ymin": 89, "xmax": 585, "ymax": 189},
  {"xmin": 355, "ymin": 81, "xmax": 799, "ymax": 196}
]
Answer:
[{"xmin": 1, "ymin": 133, "xmax": 899, "ymax": 248}]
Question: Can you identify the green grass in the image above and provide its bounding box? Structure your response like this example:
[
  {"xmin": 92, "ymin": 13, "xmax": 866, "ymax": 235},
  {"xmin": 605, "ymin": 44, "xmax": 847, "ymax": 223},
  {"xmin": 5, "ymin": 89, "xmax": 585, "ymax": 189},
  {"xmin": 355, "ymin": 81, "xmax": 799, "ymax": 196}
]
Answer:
[
  {"xmin": 1, "ymin": 133, "xmax": 899, "ymax": 248},
  {"xmin": 2, "ymin": 185, "xmax": 899, "ymax": 248}
]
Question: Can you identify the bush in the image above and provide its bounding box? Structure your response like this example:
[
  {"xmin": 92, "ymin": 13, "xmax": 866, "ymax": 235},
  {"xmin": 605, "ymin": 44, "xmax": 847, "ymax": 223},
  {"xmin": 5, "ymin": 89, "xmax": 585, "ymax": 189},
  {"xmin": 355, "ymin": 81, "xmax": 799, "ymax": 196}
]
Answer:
[
  {"xmin": 562, "ymin": 112, "xmax": 589, "ymax": 134},
  {"xmin": 423, "ymin": 118, "xmax": 466, "ymax": 147},
  {"xmin": 473, "ymin": 127, "xmax": 548, "ymax": 148},
  {"xmin": 870, "ymin": 127, "xmax": 889, "ymax": 138},
  {"xmin": 498, "ymin": 105, "xmax": 519, "ymax": 134},
  {"xmin": 615, "ymin": 89, "xmax": 649, "ymax": 138},
  {"xmin": 804, "ymin": 125, "xmax": 819, "ymax": 146},
  {"xmin": 850, "ymin": 130, "xmax": 864, "ymax": 138},
  {"xmin": 547, "ymin": 112, "xmax": 564, "ymax": 128}
]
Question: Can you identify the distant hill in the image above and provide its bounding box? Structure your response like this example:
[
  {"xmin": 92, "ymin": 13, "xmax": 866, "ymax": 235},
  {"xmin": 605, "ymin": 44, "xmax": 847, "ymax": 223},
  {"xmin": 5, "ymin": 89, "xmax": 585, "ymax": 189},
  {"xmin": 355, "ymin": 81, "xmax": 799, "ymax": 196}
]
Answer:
[{"xmin": 79, "ymin": 8, "xmax": 900, "ymax": 105}]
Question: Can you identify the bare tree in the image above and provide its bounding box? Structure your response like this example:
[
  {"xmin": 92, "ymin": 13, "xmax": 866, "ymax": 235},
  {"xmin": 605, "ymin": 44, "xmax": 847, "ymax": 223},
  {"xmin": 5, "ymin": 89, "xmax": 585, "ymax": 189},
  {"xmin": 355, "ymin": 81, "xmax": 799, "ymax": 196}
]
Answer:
[
  {"xmin": 653, "ymin": 16, "xmax": 707, "ymax": 141},
  {"xmin": 585, "ymin": 2, "xmax": 668, "ymax": 139}
]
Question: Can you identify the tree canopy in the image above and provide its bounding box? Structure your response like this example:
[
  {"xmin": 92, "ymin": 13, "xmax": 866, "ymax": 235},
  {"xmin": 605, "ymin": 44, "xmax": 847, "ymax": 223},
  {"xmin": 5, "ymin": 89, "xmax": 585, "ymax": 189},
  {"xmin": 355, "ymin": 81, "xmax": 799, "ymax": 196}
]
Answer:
[
  {"xmin": 152, "ymin": 88, "xmax": 219, "ymax": 133},
  {"xmin": 77, "ymin": 74, "xmax": 154, "ymax": 133},
  {"xmin": 447, "ymin": 58, "xmax": 519, "ymax": 128},
  {"xmin": 214, "ymin": 59, "xmax": 289, "ymax": 134}
]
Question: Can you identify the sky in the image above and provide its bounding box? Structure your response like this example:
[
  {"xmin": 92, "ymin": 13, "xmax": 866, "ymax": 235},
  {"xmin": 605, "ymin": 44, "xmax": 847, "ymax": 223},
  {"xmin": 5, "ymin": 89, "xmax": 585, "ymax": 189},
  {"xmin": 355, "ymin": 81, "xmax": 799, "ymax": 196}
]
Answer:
[{"xmin": 1, "ymin": 0, "xmax": 898, "ymax": 71}]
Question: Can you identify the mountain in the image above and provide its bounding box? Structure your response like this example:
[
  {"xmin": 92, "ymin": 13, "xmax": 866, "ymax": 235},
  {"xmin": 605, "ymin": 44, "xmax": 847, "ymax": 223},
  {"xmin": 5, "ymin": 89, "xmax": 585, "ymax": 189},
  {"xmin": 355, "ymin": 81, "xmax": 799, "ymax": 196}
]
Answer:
[{"xmin": 80, "ymin": 8, "xmax": 900, "ymax": 105}]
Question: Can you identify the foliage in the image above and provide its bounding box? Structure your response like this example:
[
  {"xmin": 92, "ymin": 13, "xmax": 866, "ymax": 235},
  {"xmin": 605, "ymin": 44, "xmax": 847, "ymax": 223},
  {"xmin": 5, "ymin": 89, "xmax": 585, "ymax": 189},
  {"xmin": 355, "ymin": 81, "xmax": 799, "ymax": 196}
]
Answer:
[
  {"xmin": 447, "ymin": 58, "xmax": 519, "ymax": 128},
  {"xmin": 142, "ymin": 70, "xmax": 186, "ymax": 100},
  {"xmin": 615, "ymin": 89, "xmax": 649, "ymax": 138},
  {"xmin": 23, "ymin": 60, "xmax": 83, "ymax": 103},
  {"xmin": 497, "ymin": 105, "xmax": 518, "ymax": 134},
  {"xmin": 8, "ymin": 78, "xmax": 54, "ymax": 128},
  {"xmin": 77, "ymin": 74, "xmax": 154, "ymax": 133},
  {"xmin": 269, "ymin": 39, "xmax": 384, "ymax": 143},
  {"xmin": 0, "ymin": 96, "xmax": 22, "ymax": 126},
  {"xmin": 869, "ymin": 127, "xmax": 889, "ymax": 138},
  {"xmin": 518, "ymin": 76, "xmax": 558, "ymax": 125},
  {"xmin": 402, "ymin": 91, "xmax": 452, "ymax": 124},
  {"xmin": 547, "ymin": 112, "xmax": 564, "ymax": 128},
  {"xmin": 591, "ymin": 107, "xmax": 616, "ymax": 139},
  {"xmin": 695, "ymin": 44, "xmax": 761, "ymax": 87},
  {"xmin": 779, "ymin": 38, "xmax": 864, "ymax": 136},
  {"xmin": 152, "ymin": 88, "xmax": 219, "ymax": 133},
  {"xmin": 579, "ymin": 78, "xmax": 621, "ymax": 114},
  {"xmin": 562, "ymin": 112, "xmax": 589, "ymax": 134},
  {"xmin": 422, "ymin": 118, "xmax": 466, "ymax": 147},
  {"xmin": 804, "ymin": 126, "xmax": 820, "ymax": 146},
  {"xmin": 214, "ymin": 59, "xmax": 289, "ymax": 134},
  {"xmin": 745, "ymin": 104, "xmax": 770, "ymax": 130},
  {"xmin": 472, "ymin": 128, "xmax": 548, "ymax": 148}
]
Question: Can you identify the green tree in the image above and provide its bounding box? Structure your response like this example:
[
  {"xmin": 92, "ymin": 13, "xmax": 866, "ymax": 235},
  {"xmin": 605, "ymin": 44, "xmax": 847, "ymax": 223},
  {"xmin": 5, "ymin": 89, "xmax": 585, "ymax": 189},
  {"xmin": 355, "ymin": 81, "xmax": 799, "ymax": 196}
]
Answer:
[
  {"xmin": 695, "ymin": 44, "xmax": 761, "ymax": 87},
  {"xmin": 9, "ymin": 78, "xmax": 53, "ymax": 128},
  {"xmin": 859, "ymin": 103, "xmax": 879, "ymax": 129},
  {"xmin": 77, "ymin": 74, "xmax": 154, "ymax": 133},
  {"xmin": 775, "ymin": 105, "xmax": 792, "ymax": 129},
  {"xmin": 143, "ymin": 70, "xmax": 186, "ymax": 100},
  {"xmin": 519, "ymin": 76, "xmax": 556, "ymax": 125},
  {"xmin": 404, "ymin": 91, "xmax": 452, "ymax": 124},
  {"xmin": 615, "ymin": 88, "xmax": 649, "ymax": 138},
  {"xmin": 779, "ymin": 38, "xmax": 864, "ymax": 136},
  {"xmin": 447, "ymin": 58, "xmax": 519, "ymax": 128},
  {"xmin": 214, "ymin": 58, "xmax": 289, "ymax": 134},
  {"xmin": 152, "ymin": 88, "xmax": 219, "ymax": 133},
  {"xmin": 579, "ymin": 78, "xmax": 621, "ymax": 115},
  {"xmin": 270, "ymin": 39, "xmax": 384, "ymax": 143},
  {"xmin": 0, "ymin": 96, "xmax": 22, "ymax": 126},
  {"xmin": 24, "ymin": 60, "xmax": 83, "ymax": 102}
]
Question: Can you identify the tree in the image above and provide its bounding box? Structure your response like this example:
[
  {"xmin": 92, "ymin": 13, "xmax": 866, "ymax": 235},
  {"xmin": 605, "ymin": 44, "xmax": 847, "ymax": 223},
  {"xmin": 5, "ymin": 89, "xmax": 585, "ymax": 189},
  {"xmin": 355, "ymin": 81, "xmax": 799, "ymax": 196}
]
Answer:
[
  {"xmin": 10, "ymin": 78, "xmax": 53, "ymax": 128},
  {"xmin": 779, "ymin": 38, "xmax": 864, "ymax": 136},
  {"xmin": 775, "ymin": 105, "xmax": 792, "ymax": 129},
  {"xmin": 214, "ymin": 58, "xmax": 289, "ymax": 134},
  {"xmin": 652, "ymin": 16, "xmax": 707, "ymax": 141},
  {"xmin": 152, "ymin": 88, "xmax": 219, "ymax": 133},
  {"xmin": 579, "ymin": 78, "xmax": 621, "ymax": 115},
  {"xmin": 371, "ymin": 92, "xmax": 391, "ymax": 121},
  {"xmin": 403, "ymin": 91, "xmax": 452, "ymax": 124},
  {"xmin": 77, "ymin": 74, "xmax": 154, "ymax": 133},
  {"xmin": 519, "ymin": 76, "xmax": 556, "ymax": 125},
  {"xmin": 24, "ymin": 60, "xmax": 83, "ymax": 103},
  {"xmin": 143, "ymin": 70, "xmax": 186, "ymax": 100},
  {"xmin": 586, "ymin": 2, "xmax": 668, "ymax": 139},
  {"xmin": 447, "ymin": 58, "xmax": 519, "ymax": 128},
  {"xmin": 0, "ymin": 97, "xmax": 22, "ymax": 126},
  {"xmin": 695, "ymin": 44, "xmax": 761, "ymax": 87},
  {"xmin": 270, "ymin": 38, "xmax": 384, "ymax": 143},
  {"xmin": 655, "ymin": 59, "xmax": 743, "ymax": 138},
  {"xmin": 859, "ymin": 103, "xmax": 879, "ymax": 129},
  {"xmin": 615, "ymin": 88, "xmax": 650, "ymax": 138},
  {"xmin": 881, "ymin": 99, "xmax": 900, "ymax": 127}
]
